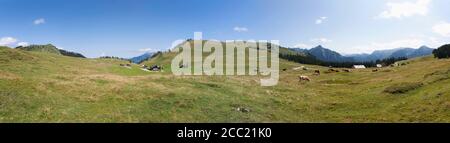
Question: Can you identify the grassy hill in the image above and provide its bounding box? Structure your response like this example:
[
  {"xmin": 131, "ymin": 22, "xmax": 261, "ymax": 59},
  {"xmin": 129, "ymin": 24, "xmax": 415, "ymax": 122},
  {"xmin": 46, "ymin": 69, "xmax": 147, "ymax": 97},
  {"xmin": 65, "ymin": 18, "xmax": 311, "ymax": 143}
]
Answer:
[
  {"xmin": 143, "ymin": 40, "xmax": 314, "ymax": 73},
  {"xmin": 16, "ymin": 44, "xmax": 62, "ymax": 55},
  {"xmin": 1, "ymin": 46, "xmax": 450, "ymax": 122},
  {"xmin": 15, "ymin": 44, "xmax": 86, "ymax": 58}
]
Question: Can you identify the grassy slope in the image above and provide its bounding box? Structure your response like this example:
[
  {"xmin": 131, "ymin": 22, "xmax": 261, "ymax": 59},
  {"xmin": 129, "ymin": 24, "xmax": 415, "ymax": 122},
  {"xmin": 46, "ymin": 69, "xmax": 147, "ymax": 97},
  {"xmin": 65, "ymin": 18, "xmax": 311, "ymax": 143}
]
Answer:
[
  {"xmin": 143, "ymin": 40, "xmax": 308, "ymax": 73},
  {"xmin": 16, "ymin": 44, "xmax": 61, "ymax": 55},
  {"xmin": 1, "ymin": 46, "xmax": 450, "ymax": 122}
]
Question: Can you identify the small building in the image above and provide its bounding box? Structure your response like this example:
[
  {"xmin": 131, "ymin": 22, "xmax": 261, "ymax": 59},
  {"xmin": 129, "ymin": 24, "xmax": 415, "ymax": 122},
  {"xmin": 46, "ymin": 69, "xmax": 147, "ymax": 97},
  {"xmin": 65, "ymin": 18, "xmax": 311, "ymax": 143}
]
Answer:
[
  {"xmin": 353, "ymin": 65, "xmax": 366, "ymax": 69},
  {"xmin": 376, "ymin": 64, "xmax": 383, "ymax": 68}
]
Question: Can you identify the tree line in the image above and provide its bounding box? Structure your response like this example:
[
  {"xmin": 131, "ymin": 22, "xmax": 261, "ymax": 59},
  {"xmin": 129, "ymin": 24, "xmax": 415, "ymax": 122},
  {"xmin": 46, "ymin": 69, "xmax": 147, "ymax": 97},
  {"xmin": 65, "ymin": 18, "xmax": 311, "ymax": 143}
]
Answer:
[
  {"xmin": 99, "ymin": 56, "xmax": 131, "ymax": 62},
  {"xmin": 280, "ymin": 53, "xmax": 407, "ymax": 68},
  {"xmin": 59, "ymin": 49, "xmax": 86, "ymax": 58},
  {"xmin": 433, "ymin": 44, "xmax": 450, "ymax": 59}
]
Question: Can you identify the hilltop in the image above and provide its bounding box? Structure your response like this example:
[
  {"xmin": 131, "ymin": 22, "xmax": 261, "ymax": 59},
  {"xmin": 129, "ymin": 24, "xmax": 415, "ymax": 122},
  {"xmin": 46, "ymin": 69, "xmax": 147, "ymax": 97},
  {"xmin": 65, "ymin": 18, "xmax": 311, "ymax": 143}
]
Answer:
[
  {"xmin": 15, "ymin": 44, "xmax": 86, "ymax": 58},
  {"xmin": 303, "ymin": 45, "xmax": 354, "ymax": 62},
  {"xmin": 16, "ymin": 44, "xmax": 62, "ymax": 55}
]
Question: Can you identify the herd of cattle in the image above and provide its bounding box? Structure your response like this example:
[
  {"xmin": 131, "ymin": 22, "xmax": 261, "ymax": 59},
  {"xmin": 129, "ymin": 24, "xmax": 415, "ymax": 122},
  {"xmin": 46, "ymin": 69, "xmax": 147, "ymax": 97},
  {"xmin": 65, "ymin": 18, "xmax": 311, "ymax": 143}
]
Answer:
[
  {"xmin": 294, "ymin": 66, "xmax": 382, "ymax": 82},
  {"xmin": 142, "ymin": 65, "xmax": 163, "ymax": 71},
  {"xmin": 119, "ymin": 64, "xmax": 131, "ymax": 68},
  {"xmin": 119, "ymin": 63, "xmax": 163, "ymax": 71},
  {"xmin": 119, "ymin": 63, "xmax": 383, "ymax": 83}
]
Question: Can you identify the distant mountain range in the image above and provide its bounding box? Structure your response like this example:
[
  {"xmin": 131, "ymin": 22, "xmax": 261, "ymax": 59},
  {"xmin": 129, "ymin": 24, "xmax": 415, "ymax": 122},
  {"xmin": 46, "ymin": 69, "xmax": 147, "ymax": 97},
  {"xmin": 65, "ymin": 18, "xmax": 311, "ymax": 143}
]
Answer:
[
  {"xmin": 129, "ymin": 52, "xmax": 154, "ymax": 64},
  {"xmin": 347, "ymin": 46, "xmax": 434, "ymax": 62},
  {"xmin": 290, "ymin": 45, "xmax": 434, "ymax": 62},
  {"xmin": 11, "ymin": 42, "xmax": 434, "ymax": 64}
]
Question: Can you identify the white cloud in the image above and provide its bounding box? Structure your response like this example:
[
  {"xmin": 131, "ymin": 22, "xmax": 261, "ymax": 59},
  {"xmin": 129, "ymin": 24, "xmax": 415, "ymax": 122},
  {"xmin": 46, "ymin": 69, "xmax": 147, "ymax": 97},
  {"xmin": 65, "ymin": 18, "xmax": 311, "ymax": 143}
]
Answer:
[
  {"xmin": 427, "ymin": 36, "xmax": 447, "ymax": 48},
  {"xmin": 0, "ymin": 37, "xmax": 18, "ymax": 46},
  {"xmin": 433, "ymin": 21, "xmax": 450, "ymax": 37},
  {"xmin": 293, "ymin": 38, "xmax": 331, "ymax": 49},
  {"xmin": 293, "ymin": 43, "xmax": 311, "ymax": 48},
  {"xmin": 315, "ymin": 16, "xmax": 328, "ymax": 24},
  {"xmin": 17, "ymin": 42, "xmax": 29, "ymax": 47},
  {"xmin": 233, "ymin": 26, "xmax": 248, "ymax": 32},
  {"xmin": 315, "ymin": 20, "xmax": 323, "ymax": 24},
  {"xmin": 378, "ymin": 0, "xmax": 431, "ymax": 19},
  {"xmin": 34, "ymin": 18, "xmax": 46, "ymax": 25},
  {"xmin": 100, "ymin": 52, "xmax": 106, "ymax": 57},
  {"xmin": 311, "ymin": 38, "xmax": 332, "ymax": 43},
  {"xmin": 138, "ymin": 48, "xmax": 155, "ymax": 52}
]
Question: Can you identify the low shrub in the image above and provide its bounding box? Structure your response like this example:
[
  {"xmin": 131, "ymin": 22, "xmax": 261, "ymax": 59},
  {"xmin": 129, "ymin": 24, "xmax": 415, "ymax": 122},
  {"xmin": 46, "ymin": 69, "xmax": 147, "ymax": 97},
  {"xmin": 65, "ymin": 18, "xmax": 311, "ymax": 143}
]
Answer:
[{"xmin": 383, "ymin": 82, "xmax": 423, "ymax": 94}]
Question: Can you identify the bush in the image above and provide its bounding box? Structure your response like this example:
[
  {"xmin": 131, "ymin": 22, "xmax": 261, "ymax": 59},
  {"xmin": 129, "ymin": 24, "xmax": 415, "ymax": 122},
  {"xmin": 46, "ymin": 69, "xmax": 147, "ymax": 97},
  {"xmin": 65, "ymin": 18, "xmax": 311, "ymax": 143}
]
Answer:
[
  {"xmin": 433, "ymin": 44, "xmax": 450, "ymax": 59},
  {"xmin": 383, "ymin": 82, "xmax": 423, "ymax": 94},
  {"xmin": 59, "ymin": 49, "xmax": 86, "ymax": 58}
]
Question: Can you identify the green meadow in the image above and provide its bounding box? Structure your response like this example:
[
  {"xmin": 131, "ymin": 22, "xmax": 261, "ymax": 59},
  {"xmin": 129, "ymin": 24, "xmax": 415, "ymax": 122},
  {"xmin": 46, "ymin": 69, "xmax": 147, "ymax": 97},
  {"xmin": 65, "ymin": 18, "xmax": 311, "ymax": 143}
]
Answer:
[{"xmin": 1, "ymin": 46, "xmax": 450, "ymax": 122}]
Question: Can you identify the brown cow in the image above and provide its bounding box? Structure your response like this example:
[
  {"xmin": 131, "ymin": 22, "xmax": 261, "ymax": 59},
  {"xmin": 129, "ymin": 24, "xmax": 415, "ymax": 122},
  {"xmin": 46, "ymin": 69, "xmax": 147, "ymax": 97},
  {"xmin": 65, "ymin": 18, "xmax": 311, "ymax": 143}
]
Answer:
[
  {"xmin": 314, "ymin": 70, "xmax": 320, "ymax": 76},
  {"xmin": 298, "ymin": 76, "xmax": 311, "ymax": 82},
  {"xmin": 328, "ymin": 69, "xmax": 340, "ymax": 72}
]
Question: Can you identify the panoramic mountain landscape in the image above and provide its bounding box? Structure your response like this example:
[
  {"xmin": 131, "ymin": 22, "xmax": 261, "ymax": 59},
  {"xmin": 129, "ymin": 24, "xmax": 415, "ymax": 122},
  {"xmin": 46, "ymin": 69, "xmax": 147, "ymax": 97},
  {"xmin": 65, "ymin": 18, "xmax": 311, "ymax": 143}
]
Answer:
[{"xmin": 1, "ymin": 41, "xmax": 450, "ymax": 122}]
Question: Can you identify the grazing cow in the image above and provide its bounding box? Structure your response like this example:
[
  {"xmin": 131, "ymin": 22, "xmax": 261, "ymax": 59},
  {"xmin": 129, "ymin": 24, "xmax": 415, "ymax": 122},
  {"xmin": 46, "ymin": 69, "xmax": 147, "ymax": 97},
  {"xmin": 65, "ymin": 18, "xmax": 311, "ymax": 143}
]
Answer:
[
  {"xmin": 372, "ymin": 69, "xmax": 379, "ymax": 72},
  {"xmin": 298, "ymin": 75, "xmax": 311, "ymax": 82},
  {"xmin": 343, "ymin": 69, "xmax": 351, "ymax": 72},
  {"xmin": 314, "ymin": 70, "xmax": 320, "ymax": 76},
  {"xmin": 282, "ymin": 68, "xmax": 287, "ymax": 71},
  {"xmin": 328, "ymin": 69, "xmax": 339, "ymax": 72}
]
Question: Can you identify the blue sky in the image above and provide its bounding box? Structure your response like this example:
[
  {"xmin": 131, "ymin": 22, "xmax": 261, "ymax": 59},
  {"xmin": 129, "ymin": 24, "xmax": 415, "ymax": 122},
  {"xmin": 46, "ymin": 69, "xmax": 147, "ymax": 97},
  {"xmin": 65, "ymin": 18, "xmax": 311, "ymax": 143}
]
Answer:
[{"xmin": 1, "ymin": 0, "xmax": 449, "ymax": 57}]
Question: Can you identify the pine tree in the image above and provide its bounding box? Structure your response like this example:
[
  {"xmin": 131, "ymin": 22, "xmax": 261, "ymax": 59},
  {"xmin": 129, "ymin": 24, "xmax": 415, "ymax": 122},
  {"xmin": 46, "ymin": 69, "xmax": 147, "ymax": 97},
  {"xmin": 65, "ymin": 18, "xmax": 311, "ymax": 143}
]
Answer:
[{"xmin": 433, "ymin": 44, "xmax": 450, "ymax": 59}]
